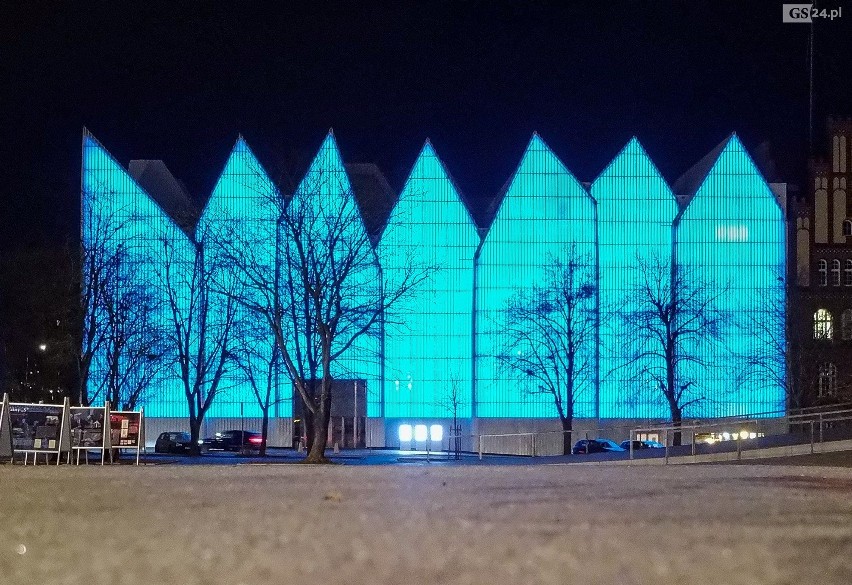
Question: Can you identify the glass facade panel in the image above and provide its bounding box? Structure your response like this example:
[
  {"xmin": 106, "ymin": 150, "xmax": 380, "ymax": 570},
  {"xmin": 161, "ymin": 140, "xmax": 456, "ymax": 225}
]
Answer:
[
  {"xmin": 593, "ymin": 138, "xmax": 678, "ymax": 419},
  {"xmin": 82, "ymin": 133, "xmax": 190, "ymax": 416},
  {"xmin": 474, "ymin": 134, "xmax": 597, "ymax": 418},
  {"xmin": 198, "ymin": 138, "xmax": 288, "ymax": 418},
  {"xmin": 379, "ymin": 143, "xmax": 479, "ymax": 418},
  {"xmin": 290, "ymin": 133, "xmax": 382, "ymax": 416},
  {"xmin": 675, "ymin": 135, "xmax": 786, "ymax": 417}
]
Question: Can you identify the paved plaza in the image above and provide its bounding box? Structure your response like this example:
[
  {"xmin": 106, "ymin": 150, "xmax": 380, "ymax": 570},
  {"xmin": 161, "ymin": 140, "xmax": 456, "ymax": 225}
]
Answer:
[{"xmin": 2, "ymin": 461, "xmax": 851, "ymax": 584}]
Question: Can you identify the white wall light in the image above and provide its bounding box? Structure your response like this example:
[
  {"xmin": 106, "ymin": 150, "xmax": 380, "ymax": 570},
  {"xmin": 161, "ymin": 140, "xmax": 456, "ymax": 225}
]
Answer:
[
  {"xmin": 429, "ymin": 425, "xmax": 443, "ymax": 442},
  {"xmin": 414, "ymin": 424, "xmax": 428, "ymax": 442},
  {"xmin": 398, "ymin": 424, "xmax": 413, "ymax": 442}
]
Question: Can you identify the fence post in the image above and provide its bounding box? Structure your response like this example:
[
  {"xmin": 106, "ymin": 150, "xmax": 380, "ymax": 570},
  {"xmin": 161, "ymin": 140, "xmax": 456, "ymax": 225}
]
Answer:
[
  {"xmin": 531, "ymin": 433, "xmax": 536, "ymax": 458},
  {"xmin": 629, "ymin": 429, "xmax": 634, "ymax": 461},
  {"xmin": 664, "ymin": 429, "xmax": 669, "ymax": 465},
  {"xmin": 691, "ymin": 431, "xmax": 696, "ymax": 457},
  {"xmin": 819, "ymin": 413, "xmax": 824, "ymax": 445},
  {"xmin": 810, "ymin": 420, "xmax": 815, "ymax": 454},
  {"xmin": 737, "ymin": 433, "xmax": 742, "ymax": 460},
  {"xmin": 478, "ymin": 435, "xmax": 482, "ymax": 461}
]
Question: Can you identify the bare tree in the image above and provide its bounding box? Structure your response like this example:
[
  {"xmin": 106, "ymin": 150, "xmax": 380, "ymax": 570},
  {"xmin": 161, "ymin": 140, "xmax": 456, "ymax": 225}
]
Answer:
[
  {"xmin": 157, "ymin": 227, "xmax": 240, "ymax": 455},
  {"xmin": 734, "ymin": 270, "xmax": 807, "ymax": 414},
  {"xmin": 78, "ymin": 185, "xmax": 137, "ymax": 406},
  {"xmin": 228, "ymin": 306, "xmax": 283, "ymax": 456},
  {"xmin": 214, "ymin": 159, "xmax": 432, "ymax": 463},
  {"xmin": 99, "ymin": 277, "xmax": 167, "ymax": 410},
  {"xmin": 497, "ymin": 249, "xmax": 597, "ymax": 455},
  {"xmin": 619, "ymin": 253, "xmax": 728, "ymax": 445},
  {"xmin": 278, "ymin": 170, "xmax": 433, "ymax": 463},
  {"xmin": 436, "ymin": 373, "xmax": 467, "ymax": 459}
]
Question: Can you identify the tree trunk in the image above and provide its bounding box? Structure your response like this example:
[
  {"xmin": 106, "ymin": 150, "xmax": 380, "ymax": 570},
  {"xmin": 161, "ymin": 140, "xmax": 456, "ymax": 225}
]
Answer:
[
  {"xmin": 188, "ymin": 415, "xmax": 203, "ymax": 456},
  {"xmin": 260, "ymin": 406, "xmax": 269, "ymax": 457},
  {"xmin": 77, "ymin": 358, "xmax": 90, "ymax": 406},
  {"xmin": 669, "ymin": 404, "xmax": 683, "ymax": 447},
  {"xmin": 560, "ymin": 417, "xmax": 573, "ymax": 455},
  {"xmin": 302, "ymin": 392, "xmax": 315, "ymax": 452},
  {"xmin": 304, "ymin": 406, "xmax": 331, "ymax": 463}
]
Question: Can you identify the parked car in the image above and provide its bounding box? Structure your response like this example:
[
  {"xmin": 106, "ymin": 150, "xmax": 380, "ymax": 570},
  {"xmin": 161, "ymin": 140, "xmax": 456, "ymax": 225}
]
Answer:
[
  {"xmin": 202, "ymin": 430, "xmax": 263, "ymax": 452},
  {"xmin": 154, "ymin": 432, "xmax": 192, "ymax": 454},
  {"xmin": 620, "ymin": 439, "xmax": 666, "ymax": 451},
  {"xmin": 571, "ymin": 438, "xmax": 626, "ymax": 455}
]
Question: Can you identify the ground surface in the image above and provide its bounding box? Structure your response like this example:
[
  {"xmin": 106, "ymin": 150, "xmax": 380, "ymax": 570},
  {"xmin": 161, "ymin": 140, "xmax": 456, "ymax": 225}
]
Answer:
[{"xmin": 2, "ymin": 462, "xmax": 852, "ymax": 584}]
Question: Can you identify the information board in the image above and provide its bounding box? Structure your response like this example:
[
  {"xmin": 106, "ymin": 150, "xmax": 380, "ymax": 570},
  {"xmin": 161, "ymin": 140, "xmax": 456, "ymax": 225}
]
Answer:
[
  {"xmin": 10, "ymin": 403, "xmax": 66, "ymax": 451},
  {"xmin": 70, "ymin": 406, "xmax": 107, "ymax": 449},
  {"xmin": 109, "ymin": 411, "xmax": 142, "ymax": 447},
  {"xmin": 108, "ymin": 410, "xmax": 144, "ymax": 465}
]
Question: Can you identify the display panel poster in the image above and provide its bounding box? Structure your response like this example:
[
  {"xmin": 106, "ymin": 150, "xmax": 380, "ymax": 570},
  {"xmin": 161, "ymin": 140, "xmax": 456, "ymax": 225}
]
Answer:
[
  {"xmin": 10, "ymin": 403, "xmax": 65, "ymax": 451},
  {"xmin": 109, "ymin": 411, "xmax": 141, "ymax": 447},
  {"xmin": 70, "ymin": 407, "xmax": 106, "ymax": 449}
]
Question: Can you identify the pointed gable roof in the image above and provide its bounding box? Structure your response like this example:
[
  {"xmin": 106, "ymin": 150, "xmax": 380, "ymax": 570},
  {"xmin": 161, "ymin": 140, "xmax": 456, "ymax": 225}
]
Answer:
[
  {"xmin": 200, "ymin": 135, "xmax": 281, "ymax": 224},
  {"xmin": 481, "ymin": 132, "xmax": 592, "ymax": 241},
  {"xmin": 672, "ymin": 134, "xmax": 732, "ymax": 209},
  {"xmin": 592, "ymin": 136, "xmax": 671, "ymax": 190},
  {"xmin": 297, "ymin": 130, "xmax": 349, "ymax": 193},
  {"xmin": 420, "ymin": 139, "xmax": 479, "ymax": 228},
  {"xmin": 675, "ymin": 133, "xmax": 783, "ymax": 224},
  {"xmin": 387, "ymin": 139, "xmax": 478, "ymax": 232},
  {"xmin": 81, "ymin": 129, "xmax": 189, "ymax": 237}
]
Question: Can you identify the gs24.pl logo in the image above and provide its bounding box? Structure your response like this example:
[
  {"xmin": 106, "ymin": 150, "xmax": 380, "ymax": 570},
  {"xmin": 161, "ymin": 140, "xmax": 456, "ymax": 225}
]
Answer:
[{"xmin": 783, "ymin": 4, "xmax": 843, "ymax": 22}]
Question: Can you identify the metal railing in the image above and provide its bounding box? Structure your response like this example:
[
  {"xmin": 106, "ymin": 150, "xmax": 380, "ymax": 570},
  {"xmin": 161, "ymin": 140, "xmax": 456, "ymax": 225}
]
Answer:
[
  {"xmin": 629, "ymin": 406, "xmax": 852, "ymax": 462},
  {"xmin": 474, "ymin": 404, "xmax": 852, "ymax": 461},
  {"xmin": 477, "ymin": 421, "xmax": 647, "ymax": 459}
]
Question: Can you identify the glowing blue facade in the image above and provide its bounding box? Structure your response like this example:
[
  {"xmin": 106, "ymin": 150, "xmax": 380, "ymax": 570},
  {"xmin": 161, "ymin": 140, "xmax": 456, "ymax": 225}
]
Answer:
[
  {"xmin": 290, "ymin": 133, "xmax": 383, "ymax": 416},
  {"xmin": 675, "ymin": 135, "xmax": 786, "ymax": 417},
  {"xmin": 474, "ymin": 134, "xmax": 598, "ymax": 418},
  {"xmin": 593, "ymin": 138, "xmax": 678, "ymax": 419},
  {"xmin": 199, "ymin": 138, "xmax": 287, "ymax": 418},
  {"xmin": 379, "ymin": 142, "xmax": 479, "ymax": 418},
  {"xmin": 82, "ymin": 130, "xmax": 786, "ymax": 430},
  {"xmin": 81, "ymin": 132, "xmax": 188, "ymax": 415}
]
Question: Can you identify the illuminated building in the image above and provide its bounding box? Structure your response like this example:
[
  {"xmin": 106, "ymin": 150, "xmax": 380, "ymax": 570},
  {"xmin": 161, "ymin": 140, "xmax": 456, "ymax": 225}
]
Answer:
[{"xmin": 81, "ymin": 129, "xmax": 788, "ymax": 447}]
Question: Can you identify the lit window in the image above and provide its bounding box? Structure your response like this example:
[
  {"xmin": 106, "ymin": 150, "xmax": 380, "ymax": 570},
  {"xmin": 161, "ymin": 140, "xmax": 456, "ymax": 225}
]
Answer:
[
  {"xmin": 846, "ymin": 260, "xmax": 852, "ymax": 286},
  {"xmin": 843, "ymin": 219, "xmax": 852, "ymax": 237},
  {"xmin": 832, "ymin": 259, "xmax": 842, "ymax": 286},
  {"xmin": 814, "ymin": 309, "xmax": 834, "ymax": 340},
  {"xmin": 714, "ymin": 224, "xmax": 749, "ymax": 242},
  {"xmin": 818, "ymin": 363, "xmax": 837, "ymax": 397},
  {"xmin": 398, "ymin": 424, "xmax": 413, "ymax": 442},
  {"xmin": 842, "ymin": 309, "xmax": 852, "ymax": 341},
  {"xmin": 819, "ymin": 259, "xmax": 828, "ymax": 286}
]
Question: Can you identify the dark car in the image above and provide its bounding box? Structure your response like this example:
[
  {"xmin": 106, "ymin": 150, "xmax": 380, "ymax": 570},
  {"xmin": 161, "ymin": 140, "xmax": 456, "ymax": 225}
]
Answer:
[
  {"xmin": 202, "ymin": 430, "xmax": 263, "ymax": 452},
  {"xmin": 154, "ymin": 432, "xmax": 192, "ymax": 454},
  {"xmin": 571, "ymin": 438, "xmax": 626, "ymax": 455},
  {"xmin": 620, "ymin": 439, "xmax": 666, "ymax": 451}
]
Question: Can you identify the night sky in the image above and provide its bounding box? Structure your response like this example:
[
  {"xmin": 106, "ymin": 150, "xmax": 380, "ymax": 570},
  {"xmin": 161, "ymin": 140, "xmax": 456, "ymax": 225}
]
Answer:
[
  {"xmin": 2, "ymin": 0, "xmax": 851, "ymax": 391},
  {"xmin": 1, "ymin": 1, "xmax": 850, "ymax": 247}
]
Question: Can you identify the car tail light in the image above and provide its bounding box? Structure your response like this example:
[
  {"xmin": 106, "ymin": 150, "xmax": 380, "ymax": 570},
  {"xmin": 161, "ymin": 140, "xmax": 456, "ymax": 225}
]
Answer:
[{"xmin": 248, "ymin": 436, "xmax": 262, "ymax": 445}]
